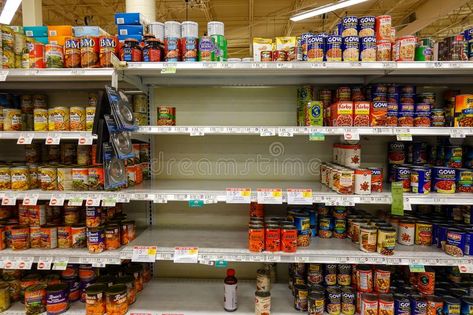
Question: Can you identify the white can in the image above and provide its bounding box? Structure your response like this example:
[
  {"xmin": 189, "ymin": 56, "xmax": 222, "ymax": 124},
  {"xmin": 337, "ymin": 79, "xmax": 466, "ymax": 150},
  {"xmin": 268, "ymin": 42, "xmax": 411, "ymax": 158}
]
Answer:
[
  {"xmin": 149, "ymin": 22, "xmax": 165, "ymax": 41},
  {"xmin": 207, "ymin": 21, "xmax": 224, "ymax": 36},
  {"xmin": 164, "ymin": 21, "xmax": 181, "ymax": 38},
  {"xmin": 255, "ymin": 291, "xmax": 271, "ymax": 315},
  {"xmin": 344, "ymin": 144, "xmax": 361, "ymax": 168},
  {"xmin": 181, "ymin": 21, "xmax": 198, "ymax": 38},
  {"xmin": 397, "ymin": 220, "xmax": 415, "ymax": 246},
  {"xmin": 354, "ymin": 169, "xmax": 372, "ymax": 195}
]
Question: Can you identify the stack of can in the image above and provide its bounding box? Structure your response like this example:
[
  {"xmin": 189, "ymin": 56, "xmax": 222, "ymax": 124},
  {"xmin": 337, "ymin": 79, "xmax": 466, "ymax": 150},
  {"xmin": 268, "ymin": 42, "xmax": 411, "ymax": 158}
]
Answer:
[
  {"xmin": 132, "ymin": 94, "xmax": 148, "ymax": 126},
  {"xmin": 255, "ymin": 266, "xmax": 272, "ymax": 315}
]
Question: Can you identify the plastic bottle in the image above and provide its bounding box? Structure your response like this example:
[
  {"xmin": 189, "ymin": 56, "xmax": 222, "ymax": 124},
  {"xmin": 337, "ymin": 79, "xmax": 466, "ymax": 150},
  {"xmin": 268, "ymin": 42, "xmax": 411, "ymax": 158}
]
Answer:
[{"xmin": 224, "ymin": 268, "xmax": 238, "ymax": 312}]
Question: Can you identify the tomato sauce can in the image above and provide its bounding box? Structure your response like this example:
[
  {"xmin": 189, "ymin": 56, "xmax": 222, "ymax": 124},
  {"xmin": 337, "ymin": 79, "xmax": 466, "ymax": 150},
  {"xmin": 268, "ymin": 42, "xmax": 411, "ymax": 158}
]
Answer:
[
  {"xmin": 432, "ymin": 166, "xmax": 456, "ymax": 194},
  {"xmin": 281, "ymin": 225, "xmax": 297, "ymax": 253},
  {"xmin": 80, "ymin": 36, "xmax": 100, "ymax": 68},
  {"xmin": 379, "ymin": 294, "xmax": 395, "ymax": 315},
  {"xmin": 361, "ymin": 293, "xmax": 378, "ymax": 315},
  {"xmin": 29, "ymin": 43, "xmax": 45, "ymax": 68},
  {"xmin": 368, "ymin": 167, "xmax": 383, "ymax": 192},
  {"xmin": 415, "ymin": 221, "xmax": 433, "ymax": 246},
  {"xmin": 411, "ymin": 167, "xmax": 431, "ymax": 194},
  {"xmin": 46, "ymin": 284, "xmax": 69, "ymax": 315}
]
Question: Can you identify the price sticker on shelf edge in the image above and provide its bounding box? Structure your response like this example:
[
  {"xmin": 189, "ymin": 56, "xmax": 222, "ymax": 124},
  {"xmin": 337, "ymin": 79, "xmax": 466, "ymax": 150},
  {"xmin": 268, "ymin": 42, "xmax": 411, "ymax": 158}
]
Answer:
[
  {"xmin": 287, "ymin": 189, "xmax": 313, "ymax": 205},
  {"xmin": 102, "ymin": 196, "xmax": 117, "ymax": 207},
  {"xmin": 459, "ymin": 265, "xmax": 473, "ymax": 274},
  {"xmin": 396, "ymin": 133, "xmax": 412, "ymax": 141},
  {"xmin": 23, "ymin": 194, "xmax": 38, "ymax": 206},
  {"xmin": 49, "ymin": 195, "xmax": 65, "ymax": 206},
  {"xmin": 226, "ymin": 188, "xmax": 251, "ymax": 204},
  {"xmin": 257, "ymin": 188, "xmax": 283, "ymax": 204},
  {"xmin": 391, "ymin": 182, "xmax": 404, "ymax": 216},
  {"xmin": 2, "ymin": 194, "xmax": 17, "ymax": 206},
  {"xmin": 188, "ymin": 199, "xmax": 204, "ymax": 208},
  {"xmin": 409, "ymin": 264, "xmax": 425, "ymax": 273},
  {"xmin": 85, "ymin": 196, "xmax": 101, "ymax": 207},
  {"xmin": 78, "ymin": 133, "xmax": 94, "ymax": 145},
  {"xmin": 37, "ymin": 257, "xmax": 53, "ymax": 270},
  {"xmin": 17, "ymin": 133, "xmax": 33, "ymax": 145},
  {"xmin": 132, "ymin": 246, "xmax": 157, "ymax": 262},
  {"xmin": 0, "ymin": 70, "xmax": 8, "ymax": 81},
  {"xmin": 52, "ymin": 258, "xmax": 69, "ymax": 271},
  {"xmin": 309, "ymin": 132, "xmax": 325, "ymax": 141},
  {"xmin": 68, "ymin": 197, "xmax": 83, "ymax": 207},
  {"xmin": 45, "ymin": 133, "xmax": 61, "ymax": 145},
  {"xmin": 161, "ymin": 64, "xmax": 177, "ymax": 74},
  {"xmin": 17, "ymin": 257, "xmax": 33, "ymax": 270},
  {"xmin": 174, "ymin": 247, "xmax": 199, "ymax": 264},
  {"xmin": 343, "ymin": 132, "xmax": 360, "ymax": 141}
]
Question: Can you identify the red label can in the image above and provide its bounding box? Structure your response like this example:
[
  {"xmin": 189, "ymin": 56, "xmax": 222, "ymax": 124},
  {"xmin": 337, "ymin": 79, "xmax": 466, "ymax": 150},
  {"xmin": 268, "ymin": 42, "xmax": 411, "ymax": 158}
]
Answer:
[
  {"xmin": 248, "ymin": 225, "xmax": 264, "ymax": 252},
  {"xmin": 64, "ymin": 37, "xmax": 81, "ymax": 68},
  {"xmin": 379, "ymin": 294, "xmax": 394, "ymax": 315},
  {"xmin": 357, "ymin": 266, "xmax": 373, "ymax": 292},
  {"xmin": 264, "ymin": 225, "xmax": 280, "ymax": 252},
  {"xmin": 29, "ymin": 43, "xmax": 45, "ymax": 68},
  {"xmin": 143, "ymin": 39, "xmax": 162, "ymax": 62},
  {"xmin": 273, "ymin": 50, "xmax": 287, "ymax": 61},
  {"xmin": 80, "ymin": 36, "xmax": 100, "ymax": 68},
  {"xmin": 99, "ymin": 36, "xmax": 117, "ymax": 67},
  {"xmin": 281, "ymin": 226, "xmax": 297, "ymax": 253}
]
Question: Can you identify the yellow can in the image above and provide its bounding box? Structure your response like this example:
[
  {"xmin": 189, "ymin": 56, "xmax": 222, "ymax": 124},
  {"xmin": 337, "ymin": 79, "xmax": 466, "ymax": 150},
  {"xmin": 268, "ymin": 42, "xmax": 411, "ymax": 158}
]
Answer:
[
  {"xmin": 57, "ymin": 167, "xmax": 73, "ymax": 191},
  {"xmin": 3, "ymin": 108, "xmax": 22, "ymax": 131},
  {"xmin": 39, "ymin": 166, "xmax": 58, "ymax": 191},
  {"xmin": 0, "ymin": 106, "xmax": 4, "ymax": 131},
  {"xmin": 86, "ymin": 106, "xmax": 96, "ymax": 131},
  {"xmin": 11, "ymin": 166, "xmax": 30, "ymax": 191},
  {"xmin": 134, "ymin": 112, "xmax": 147, "ymax": 126},
  {"xmin": 48, "ymin": 107, "xmax": 70, "ymax": 131},
  {"xmin": 33, "ymin": 108, "xmax": 48, "ymax": 131},
  {"xmin": 28, "ymin": 164, "xmax": 39, "ymax": 189},
  {"xmin": 0, "ymin": 166, "xmax": 11, "ymax": 190},
  {"xmin": 70, "ymin": 106, "xmax": 86, "ymax": 131},
  {"xmin": 1, "ymin": 26, "xmax": 15, "ymax": 69}
]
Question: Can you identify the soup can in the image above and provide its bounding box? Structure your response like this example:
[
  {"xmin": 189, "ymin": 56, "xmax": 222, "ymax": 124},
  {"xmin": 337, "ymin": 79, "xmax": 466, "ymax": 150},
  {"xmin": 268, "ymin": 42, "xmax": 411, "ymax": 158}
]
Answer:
[
  {"xmin": 415, "ymin": 221, "xmax": 433, "ymax": 246},
  {"xmin": 411, "ymin": 167, "xmax": 431, "ymax": 194}
]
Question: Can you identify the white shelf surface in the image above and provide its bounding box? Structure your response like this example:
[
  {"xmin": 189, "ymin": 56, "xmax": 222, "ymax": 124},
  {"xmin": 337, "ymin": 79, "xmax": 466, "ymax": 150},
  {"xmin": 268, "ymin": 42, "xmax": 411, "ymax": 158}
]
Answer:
[
  {"xmin": 136, "ymin": 126, "xmax": 473, "ymax": 137},
  {"xmin": 0, "ymin": 131, "xmax": 96, "ymax": 140},
  {"xmin": 2, "ymin": 68, "xmax": 115, "ymax": 81},
  {"xmin": 1, "ymin": 180, "xmax": 472, "ymax": 206},
  {"xmin": 4, "ymin": 280, "xmax": 297, "ymax": 315},
  {"xmin": 122, "ymin": 228, "xmax": 473, "ymax": 266}
]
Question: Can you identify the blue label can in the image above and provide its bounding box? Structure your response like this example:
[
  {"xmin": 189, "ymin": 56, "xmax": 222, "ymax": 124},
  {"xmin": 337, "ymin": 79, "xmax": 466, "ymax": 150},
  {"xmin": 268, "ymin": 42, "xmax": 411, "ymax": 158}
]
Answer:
[
  {"xmin": 461, "ymin": 297, "xmax": 473, "ymax": 315},
  {"xmin": 325, "ymin": 35, "xmax": 342, "ymax": 62},
  {"xmin": 360, "ymin": 36, "xmax": 376, "ymax": 61},
  {"xmin": 394, "ymin": 294, "xmax": 411, "ymax": 315},
  {"xmin": 341, "ymin": 16, "xmax": 358, "ymax": 37},
  {"xmin": 444, "ymin": 296, "xmax": 461, "ymax": 315},
  {"xmin": 410, "ymin": 167, "xmax": 431, "ymax": 194},
  {"xmin": 446, "ymin": 228, "xmax": 467, "ymax": 257},
  {"xmin": 342, "ymin": 36, "xmax": 359, "ymax": 62},
  {"xmin": 358, "ymin": 16, "xmax": 375, "ymax": 37}
]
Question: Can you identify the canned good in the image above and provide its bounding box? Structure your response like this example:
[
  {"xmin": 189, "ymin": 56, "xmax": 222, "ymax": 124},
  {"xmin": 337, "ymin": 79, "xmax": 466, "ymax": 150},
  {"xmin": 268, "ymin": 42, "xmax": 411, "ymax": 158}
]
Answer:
[
  {"xmin": 41, "ymin": 225, "xmax": 58, "ymax": 249},
  {"xmin": 46, "ymin": 283, "xmax": 69, "ymax": 315},
  {"xmin": 294, "ymin": 284, "xmax": 309, "ymax": 312},
  {"xmin": 71, "ymin": 225, "xmax": 86, "ymax": 248},
  {"xmin": 45, "ymin": 44, "xmax": 64, "ymax": 68},
  {"xmin": 29, "ymin": 43, "xmax": 45, "ymax": 68},
  {"xmin": 432, "ymin": 167, "xmax": 456, "ymax": 194},
  {"xmin": 354, "ymin": 169, "xmax": 372, "ymax": 194},
  {"xmin": 99, "ymin": 36, "xmax": 116, "ymax": 67},
  {"xmin": 361, "ymin": 293, "xmax": 378, "ymax": 315},
  {"xmin": 395, "ymin": 293, "xmax": 411, "ymax": 315},
  {"xmin": 446, "ymin": 228, "xmax": 467, "ymax": 257},
  {"xmin": 33, "ymin": 108, "xmax": 48, "ymax": 131},
  {"xmin": 57, "ymin": 167, "xmax": 72, "ymax": 191},
  {"xmin": 327, "ymin": 286, "xmax": 342, "ymax": 315},
  {"xmin": 57, "ymin": 226, "xmax": 72, "ymax": 249},
  {"xmin": 86, "ymin": 107, "xmax": 96, "ymax": 131},
  {"xmin": 415, "ymin": 221, "xmax": 433, "ymax": 246},
  {"xmin": 25, "ymin": 283, "xmax": 47, "ymax": 315},
  {"xmin": 342, "ymin": 36, "xmax": 360, "ymax": 61},
  {"xmin": 308, "ymin": 291, "xmax": 325, "ymax": 315},
  {"xmin": 87, "ymin": 226, "xmax": 105, "ymax": 253},
  {"xmin": 379, "ymin": 294, "xmax": 395, "ymax": 315},
  {"xmin": 3, "ymin": 108, "xmax": 22, "ymax": 131},
  {"xmin": 411, "ymin": 167, "xmax": 431, "ymax": 194},
  {"xmin": 80, "ymin": 36, "xmax": 100, "ymax": 68},
  {"xmin": 360, "ymin": 225, "xmax": 377, "ymax": 252},
  {"xmin": 69, "ymin": 106, "xmax": 86, "ymax": 131},
  {"xmin": 11, "ymin": 166, "xmax": 29, "ymax": 191},
  {"xmin": 143, "ymin": 38, "xmax": 162, "ymax": 62},
  {"xmin": 115, "ymin": 275, "xmax": 136, "ymax": 305},
  {"xmin": 11, "ymin": 225, "xmax": 30, "ymax": 250},
  {"xmin": 157, "ymin": 106, "xmax": 176, "ymax": 126},
  {"xmin": 64, "ymin": 37, "xmax": 81, "ymax": 68},
  {"xmin": 357, "ymin": 265, "xmax": 373, "ymax": 293},
  {"xmin": 48, "ymin": 107, "xmax": 70, "ymax": 131},
  {"xmin": 377, "ymin": 227, "xmax": 396, "ymax": 255},
  {"xmin": 105, "ymin": 224, "xmax": 121, "ymax": 250},
  {"xmin": 426, "ymin": 295, "xmax": 443, "ymax": 315}
]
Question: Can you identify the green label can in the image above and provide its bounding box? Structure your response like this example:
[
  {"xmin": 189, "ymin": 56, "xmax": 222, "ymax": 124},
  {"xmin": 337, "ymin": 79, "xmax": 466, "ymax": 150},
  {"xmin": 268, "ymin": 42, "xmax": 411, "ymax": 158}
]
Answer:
[{"xmin": 211, "ymin": 35, "xmax": 227, "ymax": 61}]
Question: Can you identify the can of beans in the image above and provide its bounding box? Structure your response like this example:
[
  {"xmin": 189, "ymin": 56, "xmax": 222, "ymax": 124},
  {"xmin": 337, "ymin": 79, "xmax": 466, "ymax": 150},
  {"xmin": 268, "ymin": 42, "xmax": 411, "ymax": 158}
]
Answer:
[
  {"xmin": 11, "ymin": 225, "xmax": 30, "ymax": 250},
  {"xmin": 374, "ymin": 266, "xmax": 391, "ymax": 293},
  {"xmin": 294, "ymin": 284, "xmax": 309, "ymax": 311},
  {"xmin": 354, "ymin": 168, "xmax": 372, "ymax": 194},
  {"xmin": 426, "ymin": 295, "xmax": 443, "ymax": 315},
  {"xmin": 64, "ymin": 37, "xmax": 81, "ymax": 68},
  {"xmin": 379, "ymin": 294, "xmax": 395, "ymax": 315},
  {"xmin": 308, "ymin": 291, "xmax": 325, "ymax": 315},
  {"xmin": 281, "ymin": 225, "xmax": 297, "ymax": 253},
  {"xmin": 377, "ymin": 227, "xmax": 396, "ymax": 255},
  {"xmin": 444, "ymin": 296, "xmax": 461, "ymax": 315},
  {"xmin": 446, "ymin": 228, "xmax": 467, "ymax": 257},
  {"xmin": 357, "ymin": 265, "xmax": 373, "ymax": 293},
  {"xmin": 325, "ymin": 264, "xmax": 337, "ymax": 286},
  {"xmin": 71, "ymin": 224, "xmax": 86, "ymax": 248},
  {"xmin": 157, "ymin": 106, "xmax": 176, "ymax": 125},
  {"xmin": 327, "ymin": 286, "xmax": 342, "ymax": 315},
  {"xmin": 41, "ymin": 225, "xmax": 57, "ymax": 249},
  {"xmin": 80, "ymin": 36, "xmax": 100, "ymax": 68},
  {"xmin": 255, "ymin": 290, "xmax": 271, "ymax": 315},
  {"xmin": 411, "ymin": 167, "xmax": 431, "ymax": 194},
  {"xmin": 394, "ymin": 293, "xmax": 411, "ymax": 315},
  {"xmin": 394, "ymin": 166, "xmax": 411, "ymax": 192},
  {"xmin": 341, "ymin": 286, "xmax": 355, "ymax": 315},
  {"xmin": 361, "ymin": 293, "xmax": 378, "ymax": 315},
  {"xmin": 415, "ymin": 221, "xmax": 433, "ymax": 246}
]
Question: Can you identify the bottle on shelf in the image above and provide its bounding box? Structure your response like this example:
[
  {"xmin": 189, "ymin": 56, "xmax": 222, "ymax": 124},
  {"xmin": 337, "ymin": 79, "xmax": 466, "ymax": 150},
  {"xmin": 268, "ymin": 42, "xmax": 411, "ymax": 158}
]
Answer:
[{"xmin": 224, "ymin": 268, "xmax": 238, "ymax": 312}]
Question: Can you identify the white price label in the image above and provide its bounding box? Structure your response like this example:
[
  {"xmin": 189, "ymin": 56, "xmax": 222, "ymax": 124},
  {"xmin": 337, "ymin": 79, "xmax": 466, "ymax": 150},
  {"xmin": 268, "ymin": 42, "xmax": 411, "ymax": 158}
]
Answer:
[
  {"xmin": 45, "ymin": 133, "xmax": 61, "ymax": 145},
  {"xmin": 450, "ymin": 130, "xmax": 466, "ymax": 139},
  {"xmin": 226, "ymin": 188, "xmax": 251, "ymax": 204},
  {"xmin": 397, "ymin": 133, "xmax": 412, "ymax": 141},
  {"xmin": 49, "ymin": 195, "xmax": 65, "ymax": 206},
  {"xmin": 257, "ymin": 188, "xmax": 283, "ymax": 204},
  {"xmin": 174, "ymin": 247, "xmax": 199, "ymax": 264},
  {"xmin": 0, "ymin": 70, "xmax": 8, "ymax": 81},
  {"xmin": 278, "ymin": 128, "xmax": 294, "ymax": 137},
  {"xmin": 68, "ymin": 197, "xmax": 83, "ymax": 206},
  {"xmin": 101, "ymin": 196, "xmax": 117, "ymax": 207},
  {"xmin": 2, "ymin": 258, "xmax": 15, "ymax": 269},
  {"xmin": 17, "ymin": 258, "xmax": 34, "ymax": 270},
  {"xmin": 190, "ymin": 128, "xmax": 205, "ymax": 136},
  {"xmin": 459, "ymin": 265, "xmax": 473, "ymax": 273},
  {"xmin": 92, "ymin": 259, "xmax": 106, "ymax": 268},
  {"xmin": 116, "ymin": 194, "xmax": 130, "ymax": 203},
  {"xmin": 259, "ymin": 128, "xmax": 276, "ymax": 137},
  {"xmin": 85, "ymin": 196, "xmax": 101, "ymax": 207},
  {"xmin": 153, "ymin": 194, "xmax": 168, "ymax": 204},
  {"xmin": 37, "ymin": 257, "xmax": 53, "ymax": 270},
  {"xmin": 78, "ymin": 133, "xmax": 94, "ymax": 145},
  {"xmin": 161, "ymin": 64, "xmax": 177, "ymax": 74},
  {"xmin": 23, "ymin": 195, "xmax": 38, "ymax": 206},
  {"xmin": 2, "ymin": 194, "xmax": 17, "ymax": 206},
  {"xmin": 287, "ymin": 189, "xmax": 313, "ymax": 205},
  {"xmin": 52, "ymin": 258, "xmax": 69, "ymax": 270},
  {"xmin": 132, "ymin": 246, "xmax": 157, "ymax": 262},
  {"xmin": 344, "ymin": 132, "xmax": 360, "ymax": 141},
  {"xmin": 17, "ymin": 133, "xmax": 33, "ymax": 145}
]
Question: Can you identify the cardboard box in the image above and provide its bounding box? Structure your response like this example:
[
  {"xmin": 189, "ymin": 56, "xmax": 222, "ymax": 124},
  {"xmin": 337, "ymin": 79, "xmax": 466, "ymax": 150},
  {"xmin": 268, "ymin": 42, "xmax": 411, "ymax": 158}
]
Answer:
[
  {"xmin": 118, "ymin": 25, "xmax": 144, "ymax": 36},
  {"xmin": 33, "ymin": 37, "xmax": 49, "ymax": 44},
  {"xmin": 48, "ymin": 25, "xmax": 73, "ymax": 37},
  {"xmin": 73, "ymin": 26, "xmax": 108, "ymax": 37},
  {"xmin": 115, "ymin": 12, "xmax": 148, "ymax": 25},
  {"xmin": 24, "ymin": 26, "xmax": 48, "ymax": 37},
  {"xmin": 117, "ymin": 34, "xmax": 143, "ymax": 42},
  {"xmin": 48, "ymin": 36, "xmax": 68, "ymax": 46},
  {"xmin": 353, "ymin": 101, "xmax": 371, "ymax": 126},
  {"xmin": 330, "ymin": 101, "xmax": 353, "ymax": 126}
]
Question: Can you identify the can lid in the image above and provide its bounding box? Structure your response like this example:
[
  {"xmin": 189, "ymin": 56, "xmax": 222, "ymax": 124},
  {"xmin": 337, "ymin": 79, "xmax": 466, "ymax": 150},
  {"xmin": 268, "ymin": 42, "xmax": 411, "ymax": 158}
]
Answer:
[
  {"xmin": 106, "ymin": 284, "xmax": 127, "ymax": 295},
  {"xmin": 86, "ymin": 284, "xmax": 107, "ymax": 295}
]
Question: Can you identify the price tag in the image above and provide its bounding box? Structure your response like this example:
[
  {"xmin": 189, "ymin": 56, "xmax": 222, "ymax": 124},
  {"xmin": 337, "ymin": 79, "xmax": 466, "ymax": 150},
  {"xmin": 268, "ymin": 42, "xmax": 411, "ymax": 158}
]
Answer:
[
  {"xmin": 257, "ymin": 188, "xmax": 283, "ymax": 204},
  {"xmin": 23, "ymin": 194, "xmax": 38, "ymax": 206},
  {"xmin": 278, "ymin": 128, "xmax": 294, "ymax": 137},
  {"xmin": 45, "ymin": 133, "xmax": 61, "ymax": 145},
  {"xmin": 78, "ymin": 133, "xmax": 94, "ymax": 145},
  {"xmin": 174, "ymin": 247, "xmax": 199, "ymax": 263},
  {"xmin": 459, "ymin": 265, "xmax": 473, "ymax": 273},
  {"xmin": 188, "ymin": 200, "xmax": 204, "ymax": 208},
  {"xmin": 2, "ymin": 258, "xmax": 16, "ymax": 269},
  {"xmin": 52, "ymin": 258, "xmax": 69, "ymax": 271},
  {"xmin": 260, "ymin": 129, "xmax": 276, "ymax": 137},
  {"xmin": 450, "ymin": 130, "xmax": 466, "ymax": 139},
  {"xmin": 391, "ymin": 182, "xmax": 404, "ymax": 216},
  {"xmin": 101, "ymin": 196, "xmax": 117, "ymax": 207},
  {"xmin": 37, "ymin": 257, "xmax": 53, "ymax": 270},
  {"xmin": 190, "ymin": 128, "xmax": 205, "ymax": 136},
  {"xmin": 17, "ymin": 258, "xmax": 34, "ymax": 270},
  {"xmin": 161, "ymin": 65, "xmax": 177, "ymax": 74},
  {"xmin": 397, "ymin": 133, "xmax": 412, "ymax": 141},
  {"xmin": 17, "ymin": 133, "xmax": 33, "ymax": 144},
  {"xmin": 287, "ymin": 189, "xmax": 313, "ymax": 205},
  {"xmin": 2, "ymin": 194, "xmax": 17, "ymax": 206},
  {"xmin": 153, "ymin": 194, "xmax": 168, "ymax": 204},
  {"xmin": 131, "ymin": 246, "xmax": 157, "ymax": 262},
  {"xmin": 215, "ymin": 260, "xmax": 228, "ymax": 268},
  {"xmin": 85, "ymin": 196, "xmax": 101, "ymax": 207},
  {"xmin": 309, "ymin": 132, "xmax": 325, "ymax": 141},
  {"xmin": 49, "ymin": 195, "xmax": 65, "ymax": 206},
  {"xmin": 68, "ymin": 197, "xmax": 83, "ymax": 207},
  {"xmin": 226, "ymin": 188, "xmax": 251, "ymax": 204},
  {"xmin": 92, "ymin": 259, "xmax": 106, "ymax": 268},
  {"xmin": 344, "ymin": 132, "xmax": 360, "ymax": 141},
  {"xmin": 409, "ymin": 264, "xmax": 425, "ymax": 273},
  {"xmin": 0, "ymin": 70, "xmax": 8, "ymax": 81}
]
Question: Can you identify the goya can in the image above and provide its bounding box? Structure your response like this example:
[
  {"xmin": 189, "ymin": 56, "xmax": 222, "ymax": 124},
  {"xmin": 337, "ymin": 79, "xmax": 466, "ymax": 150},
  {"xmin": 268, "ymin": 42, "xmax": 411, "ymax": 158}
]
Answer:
[
  {"xmin": 432, "ymin": 167, "xmax": 456, "ymax": 194},
  {"xmin": 358, "ymin": 16, "xmax": 375, "ymax": 37},
  {"xmin": 360, "ymin": 36, "xmax": 376, "ymax": 61},
  {"xmin": 410, "ymin": 297, "xmax": 428, "ymax": 315},
  {"xmin": 307, "ymin": 35, "xmax": 324, "ymax": 62},
  {"xmin": 342, "ymin": 36, "xmax": 360, "ymax": 61},
  {"xmin": 340, "ymin": 16, "xmax": 358, "ymax": 37},
  {"xmin": 368, "ymin": 167, "xmax": 383, "ymax": 192},
  {"xmin": 325, "ymin": 35, "xmax": 342, "ymax": 62},
  {"xmin": 395, "ymin": 294, "xmax": 411, "ymax": 315},
  {"xmin": 394, "ymin": 166, "xmax": 411, "ymax": 192},
  {"xmin": 411, "ymin": 167, "xmax": 431, "ymax": 194}
]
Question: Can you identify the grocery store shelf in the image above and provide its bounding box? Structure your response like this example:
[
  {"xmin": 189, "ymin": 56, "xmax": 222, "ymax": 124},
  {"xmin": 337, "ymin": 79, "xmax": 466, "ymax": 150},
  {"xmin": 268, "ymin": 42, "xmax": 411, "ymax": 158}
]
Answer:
[
  {"xmin": 136, "ymin": 126, "xmax": 473, "ymax": 138},
  {"xmin": 0, "ymin": 131, "xmax": 96, "ymax": 141},
  {"xmin": 4, "ymin": 279, "xmax": 297, "ymax": 315},
  {"xmin": 2, "ymin": 180, "xmax": 472, "ymax": 206},
  {"xmin": 122, "ymin": 228, "xmax": 473, "ymax": 266},
  {"xmin": 124, "ymin": 61, "xmax": 473, "ymax": 86}
]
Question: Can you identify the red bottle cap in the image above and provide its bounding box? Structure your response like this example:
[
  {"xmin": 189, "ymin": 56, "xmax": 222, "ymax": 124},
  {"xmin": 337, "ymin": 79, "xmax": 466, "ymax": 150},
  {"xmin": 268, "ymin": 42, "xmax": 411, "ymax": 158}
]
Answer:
[{"xmin": 227, "ymin": 269, "xmax": 235, "ymax": 277}]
